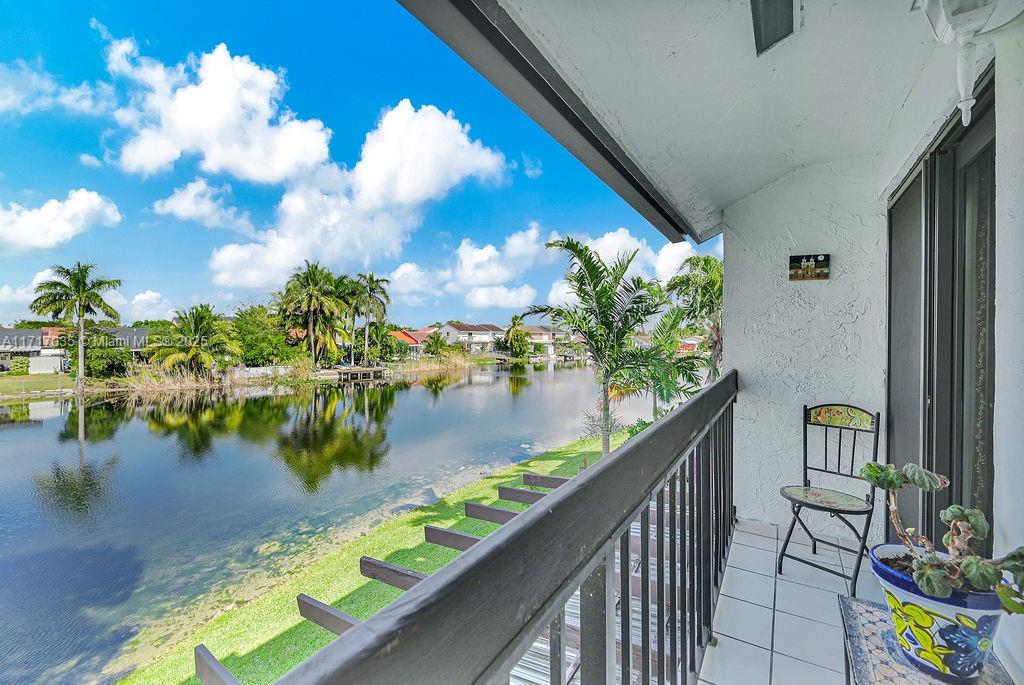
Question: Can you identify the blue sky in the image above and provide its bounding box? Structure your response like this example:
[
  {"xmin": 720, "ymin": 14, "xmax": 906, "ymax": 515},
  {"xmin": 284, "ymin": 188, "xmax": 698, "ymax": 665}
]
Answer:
[{"xmin": 0, "ymin": 1, "xmax": 720, "ymax": 327}]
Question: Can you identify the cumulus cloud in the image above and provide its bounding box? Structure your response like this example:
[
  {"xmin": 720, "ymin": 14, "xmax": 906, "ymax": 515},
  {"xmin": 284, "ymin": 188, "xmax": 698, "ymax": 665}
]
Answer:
[
  {"xmin": 210, "ymin": 99, "xmax": 507, "ymax": 287},
  {"xmin": 0, "ymin": 268, "xmax": 55, "ymax": 303},
  {"xmin": 78, "ymin": 153, "xmax": 102, "ymax": 168},
  {"xmin": 654, "ymin": 240, "xmax": 697, "ymax": 284},
  {"xmin": 153, "ymin": 177, "xmax": 253, "ymax": 234},
  {"xmin": 0, "ymin": 59, "xmax": 113, "ymax": 115},
  {"xmin": 388, "ymin": 262, "xmax": 440, "ymax": 306},
  {"xmin": 448, "ymin": 221, "xmax": 554, "ymax": 291},
  {"xmin": 130, "ymin": 290, "xmax": 175, "ymax": 321},
  {"xmin": 98, "ymin": 26, "xmax": 330, "ymax": 182},
  {"xmin": 0, "ymin": 189, "xmax": 121, "ymax": 250},
  {"xmin": 546, "ymin": 279, "xmax": 579, "ymax": 307},
  {"xmin": 465, "ymin": 284, "xmax": 536, "ymax": 309}
]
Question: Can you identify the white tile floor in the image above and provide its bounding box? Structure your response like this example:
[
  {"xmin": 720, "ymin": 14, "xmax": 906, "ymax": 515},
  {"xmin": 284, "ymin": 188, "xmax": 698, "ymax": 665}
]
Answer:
[{"xmin": 698, "ymin": 519, "xmax": 886, "ymax": 685}]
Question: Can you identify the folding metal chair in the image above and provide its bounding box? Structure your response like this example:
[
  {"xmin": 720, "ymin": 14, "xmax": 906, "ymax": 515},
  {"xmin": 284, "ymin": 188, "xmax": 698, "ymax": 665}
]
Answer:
[{"xmin": 776, "ymin": 403, "xmax": 880, "ymax": 596}]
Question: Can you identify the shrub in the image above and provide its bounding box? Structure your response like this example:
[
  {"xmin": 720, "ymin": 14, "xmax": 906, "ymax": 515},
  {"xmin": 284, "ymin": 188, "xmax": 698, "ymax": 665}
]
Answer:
[{"xmin": 9, "ymin": 356, "xmax": 29, "ymax": 375}]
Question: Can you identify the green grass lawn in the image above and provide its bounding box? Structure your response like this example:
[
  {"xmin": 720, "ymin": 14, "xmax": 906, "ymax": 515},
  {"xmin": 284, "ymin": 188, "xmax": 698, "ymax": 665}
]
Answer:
[
  {"xmin": 119, "ymin": 433, "xmax": 625, "ymax": 685},
  {"xmin": 0, "ymin": 373, "xmax": 70, "ymax": 394}
]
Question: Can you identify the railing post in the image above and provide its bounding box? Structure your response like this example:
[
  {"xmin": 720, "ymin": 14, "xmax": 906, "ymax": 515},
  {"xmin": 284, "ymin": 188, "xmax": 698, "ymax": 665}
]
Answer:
[
  {"xmin": 548, "ymin": 611, "xmax": 566, "ymax": 685},
  {"xmin": 580, "ymin": 544, "xmax": 615, "ymax": 684}
]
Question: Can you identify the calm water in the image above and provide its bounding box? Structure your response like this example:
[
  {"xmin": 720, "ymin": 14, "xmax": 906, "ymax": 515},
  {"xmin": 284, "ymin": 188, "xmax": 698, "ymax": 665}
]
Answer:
[{"xmin": 0, "ymin": 364, "xmax": 644, "ymax": 684}]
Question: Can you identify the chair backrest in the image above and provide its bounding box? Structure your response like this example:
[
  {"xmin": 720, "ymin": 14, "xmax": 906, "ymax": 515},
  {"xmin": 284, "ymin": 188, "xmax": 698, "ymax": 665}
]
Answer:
[{"xmin": 802, "ymin": 404, "xmax": 880, "ymax": 488}]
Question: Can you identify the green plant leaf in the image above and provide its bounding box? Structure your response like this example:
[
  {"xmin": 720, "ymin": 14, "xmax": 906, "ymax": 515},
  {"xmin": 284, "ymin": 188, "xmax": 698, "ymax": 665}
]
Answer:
[
  {"xmin": 940, "ymin": 505, "xmax": 965, "ymax": 525},
  {"xmin": 962, "ymin": 508, "xmax": 990, "ymax": 541},
  {"xmin": 860, "ymin": 462, "xmax": 906, "ymax": 490},
  {"xmin": 960, "ymin": 556, "xmax": 1002, "ymax": 591},
  {"xmin": 995, "ymin": 583, "xmax": 1024, "ymax": 615},
  {"xmin": 913, "ymin": 554, "xmax": 953, "ymax": 598},
  {"xmin": 902, "ymin": 463, "xmax": 948, "ymax": 492},
  {"xmin": 998, "ymin": 547, "xmax": 1024, "ymax": 587}
]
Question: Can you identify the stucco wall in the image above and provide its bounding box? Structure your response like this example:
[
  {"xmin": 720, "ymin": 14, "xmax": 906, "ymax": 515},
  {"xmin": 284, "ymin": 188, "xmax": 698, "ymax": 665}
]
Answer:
[
  {"xmin": 992, "ymin": 16, "xmax": 1024, "ymax": 682},
  {"xmin": 722, "ymin": 155, "xmax": 888, "ymax": 540}
]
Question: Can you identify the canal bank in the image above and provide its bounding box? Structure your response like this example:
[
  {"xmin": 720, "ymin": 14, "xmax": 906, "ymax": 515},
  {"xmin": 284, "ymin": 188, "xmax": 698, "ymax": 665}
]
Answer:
[{"xmin": 115, "ymin": 432, "xmax": 627, "ymax": 685}]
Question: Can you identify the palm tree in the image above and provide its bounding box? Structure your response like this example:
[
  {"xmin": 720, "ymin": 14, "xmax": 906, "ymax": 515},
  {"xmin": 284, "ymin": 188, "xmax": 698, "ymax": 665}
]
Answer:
[
  {"xmin": 283, "ymin": 261, "xmax": 342, "ymax": 366},
  {"xmin": 356, "ymin": 273, "xmax": 391, "ymax": 363},
  {"xmin": 335, "ymin": 274, "xmax": 362, "ymax": 364},
  {"xmin": 144, "ymin": 304, "xmax": 241, "ymax": 375},
  {"xmin": 423, "ymin": 331, "xmax": 451, "ymax": 357},
  {"xmin": 666, "ymin": 255, "xmax": 723, "ymax": 378},
  {"xmin": 501, "ymin": 315, "xmax": 532, "ymax": 358},
  {"xmin": 30, "ymin": 262, "xmax": 123, "ymax": 394},
  {"xmin": 526, "ymin": 237, "xmax": 663, "ymax": 463},
  {"xmin": 614, "ymin": 306, "xmax": 707, "ymax": 419}
]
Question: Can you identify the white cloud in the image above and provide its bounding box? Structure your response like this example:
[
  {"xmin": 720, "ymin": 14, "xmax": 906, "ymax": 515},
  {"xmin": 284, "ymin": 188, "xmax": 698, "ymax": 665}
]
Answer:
[
  {"xmin": 130, "ymin": 290, "xmax": 175, "ymax": 321},
  {"xmin": 78, "ymin": 153, "xmax": 102, "ymax": 168},
  {"xmin": 210, "ymin": 99, "xmax": 507, "ymax": 287},
  {"xmin": 447, "ymin": 221, "xmax": 554, "ymax": 292},
  {"xmin": 0, "ymin": 268, "xmax": 55, "ymax": 303},
  {"xmin": 654, "ymin": 240, "xmax": 697, "ymax": 284},
  {"xmin": 521, "ymin": 153, "xmax": 543, "ymax": 179},
  {"xmin": 102, "ymin": 31, "xmax": 330, "ymax": 182},
  {"xmin": 388, "ymin": 262, "xmax": 440, "ymax": 306},
  {"xmin": 351, "ymin": 99, "xmax": 505, "ymax": 209},
  {"xmin": 0, "ymin": 59, "xmax": 113, "ymax": 115},
  {"xmin": 546, "ymin": 279, "xmax": 579, "ymax": 307},
  {"xmin": 465, "ymin": 284, "xmax": 536, "ymax": 309},
  {"xmin": 0, "ymin": 189, "xmax": 121, "ymax": 250},
  {"xmin": 153, "ymin": 177, "xmax": 253, "ymax": 234}
]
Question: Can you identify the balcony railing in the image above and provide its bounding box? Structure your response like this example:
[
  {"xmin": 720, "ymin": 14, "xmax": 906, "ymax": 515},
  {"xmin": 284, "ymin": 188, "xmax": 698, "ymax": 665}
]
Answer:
[{"xmin": 197, "ymin": 369, "xmax": 738, "ymax": 684}]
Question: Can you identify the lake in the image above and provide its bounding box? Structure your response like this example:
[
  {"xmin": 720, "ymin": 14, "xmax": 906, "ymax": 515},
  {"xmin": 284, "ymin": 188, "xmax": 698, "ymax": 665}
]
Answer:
[{"xmin": 0, "ymin": 363, "xmax": 645, "ymax": 684}]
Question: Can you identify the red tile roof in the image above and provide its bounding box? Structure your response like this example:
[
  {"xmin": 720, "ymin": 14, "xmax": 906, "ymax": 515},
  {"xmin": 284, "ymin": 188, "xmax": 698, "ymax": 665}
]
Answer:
[{"xmin": 389, "ymin": 330, "xmax": 420, "ymax": 345}]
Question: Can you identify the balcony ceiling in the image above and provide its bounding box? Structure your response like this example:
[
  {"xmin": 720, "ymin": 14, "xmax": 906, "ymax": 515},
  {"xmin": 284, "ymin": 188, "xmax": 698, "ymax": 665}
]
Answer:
[{"xmin": 493, "ymin": 1, "xmax": 940, "ymax": 240}]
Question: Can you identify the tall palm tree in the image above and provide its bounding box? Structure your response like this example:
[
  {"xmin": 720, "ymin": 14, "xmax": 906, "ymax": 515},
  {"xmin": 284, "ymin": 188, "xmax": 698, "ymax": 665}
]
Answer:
[
  {"xmin": 501, "ymin": 315, "xmax": 531, "ymax": 358},
  {"xmin": 144, "ymin": 304, "xmax": 241, "ymax": 375},
  {"xmin": 526, "ymin": 237, "xmax": 663, "ymax": 463},
  {"xmin": 356, "ymin": 272, "xmax": 391, "ymax": 363},
  {"xmin": 30, "ymin": 262, "xmax": 123, "ymax": 394},
  {"xmin": 614, "ymin": 306, "xmax": 707, "ymax": 419},
  {"xmin": 283, "ymin": 261, "xmax": 342, "ymax": 366},
  {"xmin": 666, "ymin": 255, "xmax": 723, "ymax": 378},
  {"xmin": 334, "ymin": 274, "xmax": 362, "ymax": 364}
]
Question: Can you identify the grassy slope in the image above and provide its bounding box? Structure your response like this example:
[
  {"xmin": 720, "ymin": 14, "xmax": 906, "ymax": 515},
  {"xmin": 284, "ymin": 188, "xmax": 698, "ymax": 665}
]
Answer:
[
  {"xmin": 120, "ymin": 433, "xmax": 625, "ymax": 685},
  {"xmin": 0, "ymin": 373, "xmax": 69, "ymax": 394}
]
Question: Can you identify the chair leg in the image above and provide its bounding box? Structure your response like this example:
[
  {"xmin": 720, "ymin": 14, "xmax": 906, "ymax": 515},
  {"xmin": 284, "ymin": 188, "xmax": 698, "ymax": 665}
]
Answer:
[
  {"xmin": 849, "ymin": 509, "xmax": 873, "ymax": 597},
  {"xmin": 777, "ymin": 503, "xmax": 801, "ymax": 575}
]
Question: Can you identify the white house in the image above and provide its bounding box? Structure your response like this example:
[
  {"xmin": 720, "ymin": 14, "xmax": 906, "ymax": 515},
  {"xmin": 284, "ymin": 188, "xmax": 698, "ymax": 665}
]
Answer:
[{"xmin": 436, "ymin": 323, "xmax": 504, "ymax": 353}]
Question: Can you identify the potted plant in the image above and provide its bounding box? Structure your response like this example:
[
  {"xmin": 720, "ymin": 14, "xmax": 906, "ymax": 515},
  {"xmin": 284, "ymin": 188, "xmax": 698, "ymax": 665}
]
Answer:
[{"xmin": 860, "ymin": 462, "xmax": 1023, "ymax": 681}]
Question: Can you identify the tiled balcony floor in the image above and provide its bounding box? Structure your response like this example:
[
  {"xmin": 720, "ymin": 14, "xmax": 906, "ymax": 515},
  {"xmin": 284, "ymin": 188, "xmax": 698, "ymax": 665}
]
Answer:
[{"xmin": 698, "ymin": 519, "xmax": 886, "ymax": 685}]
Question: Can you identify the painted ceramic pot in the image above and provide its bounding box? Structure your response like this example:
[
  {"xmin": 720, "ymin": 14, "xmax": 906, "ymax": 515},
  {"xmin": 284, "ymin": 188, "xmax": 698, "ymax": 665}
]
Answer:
[{"xmin": 870, "ymin": 543, "xmax": 1004, "ymax": 682}]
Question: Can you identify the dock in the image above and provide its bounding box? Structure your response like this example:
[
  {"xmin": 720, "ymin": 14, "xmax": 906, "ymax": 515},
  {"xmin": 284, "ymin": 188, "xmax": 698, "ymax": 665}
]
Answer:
[{"xmin": 315, "ymin": 366, "xmax": 390, "ymax": 383}]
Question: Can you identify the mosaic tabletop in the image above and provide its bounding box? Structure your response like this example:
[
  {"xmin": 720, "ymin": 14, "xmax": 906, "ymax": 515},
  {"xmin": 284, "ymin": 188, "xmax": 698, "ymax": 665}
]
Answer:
[{"xmin": 838, "ymin": 595, "xmax": 1014, "ymax": 685}]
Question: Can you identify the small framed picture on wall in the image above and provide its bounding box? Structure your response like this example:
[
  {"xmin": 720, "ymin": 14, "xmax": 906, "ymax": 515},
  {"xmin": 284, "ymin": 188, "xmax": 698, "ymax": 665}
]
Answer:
[{"xmin": 789, "ymin": 253, "xmax": 830, "ymax": 281}]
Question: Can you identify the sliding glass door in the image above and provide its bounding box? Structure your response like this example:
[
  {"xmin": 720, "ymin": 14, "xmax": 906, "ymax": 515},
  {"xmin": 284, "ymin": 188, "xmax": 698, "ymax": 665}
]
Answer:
[{"xmin": 886, "ymin": 82, "xmax": 995, "ymax": 551}]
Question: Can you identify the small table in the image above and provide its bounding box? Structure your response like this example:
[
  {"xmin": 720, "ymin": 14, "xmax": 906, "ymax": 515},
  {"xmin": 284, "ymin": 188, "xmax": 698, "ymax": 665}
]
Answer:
[{"xmin": 837, "ymin": 595, "xmax": 1014, "ymax": 684}]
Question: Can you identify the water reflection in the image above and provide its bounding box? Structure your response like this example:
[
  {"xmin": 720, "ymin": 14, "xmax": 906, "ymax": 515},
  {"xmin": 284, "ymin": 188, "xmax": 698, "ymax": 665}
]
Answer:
[
  {"xmin": 275, "ymin": 385, "xmax": 399, "ymax": 493},
  {"xmin": 508, "ymin": 364, "xmax": 530, "ymax": 398},
  {"xmin": 34, "ymin": 400, "xmax": 121, "ymax": 524}
]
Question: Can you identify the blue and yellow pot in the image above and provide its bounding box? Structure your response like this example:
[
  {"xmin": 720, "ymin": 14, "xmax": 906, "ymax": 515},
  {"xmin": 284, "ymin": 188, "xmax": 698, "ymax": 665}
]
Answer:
[{"xmin": 869, "ymin": 543, "xmax": 1004, "ymax": 682}]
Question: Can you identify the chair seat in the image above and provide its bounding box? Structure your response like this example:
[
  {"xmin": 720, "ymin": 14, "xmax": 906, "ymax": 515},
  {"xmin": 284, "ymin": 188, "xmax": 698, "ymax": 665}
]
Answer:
[{"xmin": 780, "ymin": 485, "xmax": 871, "ymax": 514}]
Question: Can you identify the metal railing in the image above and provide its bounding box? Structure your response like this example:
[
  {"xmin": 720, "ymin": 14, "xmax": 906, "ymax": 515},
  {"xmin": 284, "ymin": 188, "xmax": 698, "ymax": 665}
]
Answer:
[{"xmin": 198, "ymin": 369, "xmax": 738, "ymax": 684}]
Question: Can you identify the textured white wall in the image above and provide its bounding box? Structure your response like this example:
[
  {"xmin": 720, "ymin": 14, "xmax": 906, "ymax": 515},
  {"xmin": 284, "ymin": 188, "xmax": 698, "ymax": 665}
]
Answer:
[
  {"xmin": 722, "ymin": 155, "xmax": 888, "ymax": 539},
  {"xmin": 992, "ymin": 16, "xmax": 1024, "ymax": 682}
]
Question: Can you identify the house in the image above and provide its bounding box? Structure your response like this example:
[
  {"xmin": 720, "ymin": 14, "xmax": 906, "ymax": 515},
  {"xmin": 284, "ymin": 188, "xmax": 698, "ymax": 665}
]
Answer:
[
  {"xmin": 0, "ymin": 327, "xmax": 149, "ymax": 374},
  {"xmin": 521, "ymin": 324, "xmax": 566, "ymax": 357},
  {"xmin": 196, "ymin": 2, "xmax": 1024, "ymax": 684},
  {"xmin": 436, "ymin": 323, "xmax": 504, "ymax": 353},
  {"xmin": 388, "ymin": 329, "xmax": 426, "ymax": 358}
]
